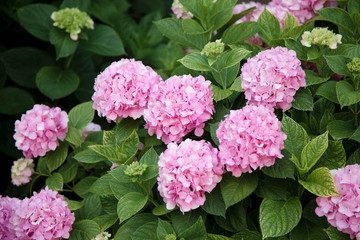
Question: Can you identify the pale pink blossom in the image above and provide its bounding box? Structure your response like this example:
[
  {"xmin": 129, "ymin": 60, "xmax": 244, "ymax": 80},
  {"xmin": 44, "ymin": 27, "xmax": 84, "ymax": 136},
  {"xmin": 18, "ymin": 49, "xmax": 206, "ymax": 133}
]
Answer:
[
  {"xmin": 315, "ymin": 164, "xmax": 360, "ymax": 240},
  {"xmin": 216, "ymin": 105, "xmax": 286, "ymax": 177},
  {"xmin": 0, "ymin": 196, "xmax": 20, "ymax": 240},
  {"xmin": 79, "ymin": 122, "xmax": 101, "ymax": 142},
  {"xmin": 157, "ymin": 139, "xmax": 224, "ymax": 212},
  {"xmin": 13, "ymin": 104, "xmax": 68, "ymax": 158},
  {"xmin": 92, "ymin": 58, "xmax": 162, "ymax": 121},
  {"xmin": 171, "ymin": 0, "xmax": 193, "ymax": 19},
  {"xmin": 11, "ymin": 158, "xmax": 34, "ymax": 186},
  {"xmin": 144, "ymin": 74, "xmax": 214, "ymax": 144},
  {"xmin": 241, "ymin": 46, "xmax": 306, "ymax": 111}
]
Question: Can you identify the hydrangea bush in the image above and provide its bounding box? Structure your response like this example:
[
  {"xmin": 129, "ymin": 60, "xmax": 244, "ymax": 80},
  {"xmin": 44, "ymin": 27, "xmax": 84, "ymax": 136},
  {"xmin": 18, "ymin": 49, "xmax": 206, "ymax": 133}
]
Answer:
[{"xmin": 1, "ymin": 0, "xmax": 360, "ymax": 239}]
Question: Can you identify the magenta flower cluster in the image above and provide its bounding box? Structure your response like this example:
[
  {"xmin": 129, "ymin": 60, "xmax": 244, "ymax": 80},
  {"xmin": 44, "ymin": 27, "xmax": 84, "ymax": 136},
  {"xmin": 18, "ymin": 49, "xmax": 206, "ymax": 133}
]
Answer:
[
  {"xmin": 216, "ymin": 105, "xmax": 286, "ymax": 177},
  {"xmin": 144, "ymin": 74, "xmax": 214, "ymax": 144},
  {"xmin": 241, "ymin": 46, "xmax": 306, "ymax": 111},
  {"xmin": 92, "ymin": 58, "xmax": 162, "ymax": 121},
  {"xmin": 13, "ymin": 104, "xmax": 68, "ymax": 158},
  {"xmin": 315, "ymin": 164, "xmax": 360, "ymax": 239},
  {"xmin": 157, "ymin": 139, "xmax": 224, "ymax": 212},
  {"xmin": 0, "ymin": 187, "xmax": 74, "ymax": 240}
]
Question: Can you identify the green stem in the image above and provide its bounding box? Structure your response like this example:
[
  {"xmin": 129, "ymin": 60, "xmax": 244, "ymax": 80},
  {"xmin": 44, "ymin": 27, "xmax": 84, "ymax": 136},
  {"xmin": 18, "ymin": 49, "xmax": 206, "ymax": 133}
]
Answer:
[
  {"xmin": 65, "ymin": 54, "xmax": 74, "ymax": 70},
  {"xmin": 139, "ymin": 182, "xmax": 160, "ymax": 207}
]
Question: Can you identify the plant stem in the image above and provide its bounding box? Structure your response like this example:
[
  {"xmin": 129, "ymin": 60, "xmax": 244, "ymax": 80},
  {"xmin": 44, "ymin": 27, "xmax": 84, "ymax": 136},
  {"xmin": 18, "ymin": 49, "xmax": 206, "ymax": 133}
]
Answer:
[{"xmin": 65, "ymin": 54, "xmax": 74, "ymax": 70}]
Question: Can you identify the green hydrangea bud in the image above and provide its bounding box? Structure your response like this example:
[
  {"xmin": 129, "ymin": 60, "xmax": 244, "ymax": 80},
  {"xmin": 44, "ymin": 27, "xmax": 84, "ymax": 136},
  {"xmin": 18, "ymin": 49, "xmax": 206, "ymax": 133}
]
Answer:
[
  {"xmin": 201, "ymin": 39, "xmax": 225, "ymax": 57},
  {"xmin": 165, "ymin": 234, "xmax": 177, "ymax": 240},
  {"xmin": 124, "ymin": 162, "xmax": 147, "ymax": 177},
  {"xmin": 300, "ymin": 27, "xmax": 342, "ymax": 49},
  {"xmin": 51, "ymin": 8, "xmax": 94, "ymax": 41},
  {"xmin": 347, "ymin": 57, "xmax": 360, "ymax": 73}
]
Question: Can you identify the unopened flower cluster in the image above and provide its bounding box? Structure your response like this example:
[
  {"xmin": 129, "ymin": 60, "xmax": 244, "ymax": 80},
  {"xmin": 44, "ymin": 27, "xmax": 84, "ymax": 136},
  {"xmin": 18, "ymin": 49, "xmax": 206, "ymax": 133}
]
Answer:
[
  {"xmin": 11, "ymin": 158, "xmax": 34, "ymax": 186},
  {"xmin": 144, "ymin": 74, "xmax": 214, "ymax": 144},
  {"xmin": 216, "ymin": 105, "xmax": 286, "ymax": 177},
  {"xmin": 51, "ymin": 8, "xmax": 94, "ymax": 40},
  {"xmin": 13, "ymin": 104, "xmax": 68, "ymax": 158},
  {"xmin": 347, "ymin": 57, "xmax": 360, "ymax": 73},
  {"xmin": 157, "ymin": 139, "xmax": 224, "ymax": 212},
  {"xmin": 241, "ymin": 46, "xmax": 306, "ymax": 111},
  {"xmin": 124, "ymin": 162, "xmax": 147, "ymax": 179},
  {"xmin": 201, "ymin": 39, "xmax": 225, "ymax": 57},
  {"xmin": 91, "ymin": 231, "xmax": 112, "ymax": 240},
  {"xmin": 0, "ymin": 187, "xmax": 74, "ymax": 240},
  {"xmin": 315, "ymin": 164, "xmax": 360, "ymax": 239},
  {"xmin": 92, "ymin": 58, "xmax": 162, "ymax": 121},
  {"xmin": 171, "ymin": 0, "xmax": 193, "ymax": 19},
  {"xmin": 301, "ymin": 27, "xmax": 342, "ymax": 49}
]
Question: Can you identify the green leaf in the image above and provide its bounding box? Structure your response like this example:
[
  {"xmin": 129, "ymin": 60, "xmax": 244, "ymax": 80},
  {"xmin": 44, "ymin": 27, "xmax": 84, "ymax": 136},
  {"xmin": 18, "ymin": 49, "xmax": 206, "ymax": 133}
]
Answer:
[
  {"xmin": 348, "ymin": 148, "xmax": 360, "ymax": 165},
  {"xmin": 68, "ymin": 101, "xmax": 95, "ymax": 130},
  {"xmin": 60, "ymin": 0, "xmax": 91, "ymax": 11},
  {"xmin": 114, "ymin": 213, "xmax": 157, "ymax": 240},
  {"xmin": 324, "ymin": 55, "xmax": 352, "ymax": 76},
  {"xmin": 201, "ymin": 185, "xmax": 226, "ymax": 217},
  {"xmin": 324, "ymin": 226, "xmax": 351, "ymax": 240},
  {"xmin": 58, "ymin": 159, "xmax": 78, "ymax": 183},
  {"xmin": 262, "ymin": 151, "xmax": 295, "ymax": 180},
  {"xmin": 117, "ymin": 192, "xmax": 148, "ymax": 223},
  {"xmin": 120, "ymin": 130, "xmax": 140, "ymax": 164},
  {"xmin": 46, "ymin": 172, "xmax": 63, "ymax": 191},
  {"xmin": 178, "ymin": 217, "xmax": 207, "ymax": 240},
  {"xmin": 290, "ymin": 219, "xmax": 328, "ymax": 240},
  {"xmin": 46, "ymin": 143, "xmax": 68, "ymax": 172},
  {"xmin": 65, "ymin": 199, "xmax": 84, "ymax": 211},
  {"xmin": 154, "ymin": 18, "xmax": 208, "ymax": 50},
  {"xmin": 317, "ymin": 8, "xmax": 354, "ymax": 34},
  {"xmin": 222, "ymin": 21, "xmax": 260, "ymax": 44},
  {"xmin": 17, "ymin": 4, "xmax": 57, "ymax": 41},
  {"xmin": 336, "ymin": 81, "xmax": 360, "ymax": 108},
  {"xmin": 171, "ymin": 209, "xmax": 207, "ymax": 235},
  {"xmin": 182, "ymin": 19, "xmax": 206, "ymax": 34},
  {"xmin": 178, "ymin": 52, "xmax": 213, "ymax": 71},
  {"xmin": 327, "ymin": 120, "xmax": 356, "ymax": 140},
  {"xmin": 81, "ymin": 24, "xmax": 125, "ymax": 56},
  {"xmin": 131, "ymin": 221, "xmax": 158, "ymax": 240},
  {"xmin": 316, "ymin": 140, "xmax": 346, "ymax": 170},
  {"xmin": 350, "ymin": 126, "xmax": 360, "ymax": 143},
  {"xmin": 299, "ymin": 167, "xmax": 339, "ymax": 197},
  {"xmin": 208, "ymin": 0, "xmax": 238, "ymax": 31},
  {"xmin": 316, "ymin": 81, "xmax": 339, "ymax": 104},
  {"xmin": 292, "ymin": 88, "xmax": 313, "ymax": 111},
  {"xmin": 93, "ymin": 213, "xmax": 118, "ymax": 232},
  {"xmin": 299, "ymin": 131, "xmax": 328, "ymax": 175},
  {"xmin": 69, "ymin": 220, "xmax": 100, "ymax": 240},
  {"xmin": 259, "ymin": 198, "xmax": 302, "ymax": 238},
  {"xmin": 0, "ymin": 87, "xmax": 35, "ymax": 115},
  {"xmin": 255, "ymin": 174, "xmax": 294, "ymax": 201},
  {"xmin": 157, "ymin": 219, "xmax": 175, "ymax": 240},
  {"xmin": 36, "ymin": 66, "xmax": 80, "ymax": 100},
  {"xmin": 281, "ymin": 114, "xmax": 310, "ymax": 159},
  {"xmin": 304, "ymin": 69, "xmax": 329, "ymax": 86},
  {"xmin": 88, "ymin": 145, "xmax": 126, "ymax": 163},
  {"xmin": 2, "ymin": 47, "xmax": 54, "ymax": 88},
  {"xmin": 65, "ymin": 126, "xmax": 82, "ymax": 146},
  {"xmin": 50, "ymin": 28, "xmax": 78, "ymax": 60},
  {"xmin": 285, "ymin": 39, "xmax": 307, "ymax": 61},
  {"xmin": 283, "ymin": 12, "xmax": 298, "ymax": 35},
  {"xmin": 348, "ymin": 0, "xmax": 360, "ymax": 14},
  {"xmin": 73, "ymin": 176, "xmax": 98, "ymax": 198},
  {"xmin": 211, "ymin": 84, "xmax": 233, "ymax": 102},
  {"xmin": 89, "ymin": 173, "xmax": 113, "ymax": 195},
  {"xmin": 230, "ymin": 76, "xmax": 244, "ymax": 92},
  {"xmin": 212, "ymin": 63, "xmax": 240, "ymax": 88},
  {"xmin": 217, "ymin": 48, "xmax": 251, "ymax": 69},
  {"xmin": 257, "ymin": 7, "xmax": 282, "ymax": 46},
  {"xmin": 152, "ymin": 204, "xmax": 173, "ymax": 216},
  {"xmin": 109, "ymin": 165, "xmax": 134, "ymax": 183},
  {"xmin": 207, "ymin": 234, "xmax": 233, "ymax": 240},
  {"xmin": 220, "ymin": 172, "xmax": 258, "ymax": 209},
  {"xmin": 79, "ymin": 194, "xmax": 102, "ymax": 219},
  {"xmin": 74, "ymin": 148, "xmax": 108, "ymax": 163},
  {"xmin": 110, "ymin": 179, "xmax": 145, "ymax": 200},
  {"xmin": 231, "ymin": 230, "xmax": 262, "ymax": 240}
]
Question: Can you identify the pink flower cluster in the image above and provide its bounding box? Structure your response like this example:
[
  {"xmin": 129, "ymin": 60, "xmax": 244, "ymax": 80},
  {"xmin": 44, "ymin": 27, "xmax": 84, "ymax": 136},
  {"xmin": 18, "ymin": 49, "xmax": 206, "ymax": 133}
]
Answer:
[
  {"xmin": 0, "ymin": 187, "xmax": 74, "ymax": 240},
  {"xmin": 241, "ymin": 46, "xmax": 306, "ymax": 111},
  {"xmin": 13, "ymin": 104, "xmax": 69, "ymax": 158},
  {"xmin": 216, "ymin": 105, "xmax": 286, "ymax": 177},
  {"xmin": 92, "ymin": 58, "xmax": 162, "ymax": 121},
  {"xmin": 315, "ymin": 164, "xmax": 360, "ymax": 239},
  {"xmin": 11, "ymin": 158, "xmax": 34, "ymax": 186},
  {"xmin": 157, "ymin": 139, "xmax": 224, "ymax": 212},
  {"xmin": 144, "ymin": 74, "xmax": 214, "ymax": 144}
]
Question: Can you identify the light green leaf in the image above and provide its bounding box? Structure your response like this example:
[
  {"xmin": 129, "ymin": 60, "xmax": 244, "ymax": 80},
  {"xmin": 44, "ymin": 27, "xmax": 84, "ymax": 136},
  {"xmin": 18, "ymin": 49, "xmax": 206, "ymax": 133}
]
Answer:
[
  {"xmin": 283, "ymin": 12, "xmax": 298, "ymax": 35},
  {"xmin": 74, "ymin": 148, "xmax": 108, "ymax": 163},
  {"xmin": 69, "ymin": 220, "xmax": 100, "ymax": 240},
  {"xmin": 36, "ymin": 66, "xmax": 80, "ymax": 100},
  {"xmin": 0, "ymin": 87, "xmax": 35, "ymax": 115},
  {"xmin": 50, "ymin": 28, "xmax": 78, "ymax": 60},
  {"xmin": 230, "ymin": 76, "xmax": 244, "ymax": 92},
  {"xmin": 68, "ymin": 101, "xmax": 95, "ymax": 130},
  {"xmin": 46, "ymin": 143, "xmax": 68, "ymax": 172},
  {"xmin": 211, "ymin": 63, "xmax": 240, "ymax": 88},
  {"xmin": 120, "ymin": 130, "xmax": 139, "ymax": 164},
  {"xmin": 46, "ymin": 172, "xmax": 63, "ymax": 191},
  {"xmin": 211, "ymin": 84, "xmax": 233, "ymax": 102},
  {"xmin": 117, "ymin": 192, "xmax": 148, "ymax": 223},
  {"xmin": 88, "ymin": 145, "xmax": 126, "ymax": 163},
  {"xmin": 336, "ymin": 81, "xmax": 360, "ymax": 108},
  {"xmin": 65, "ymin": 199, "xmax": 84, "ymax": 211},
  {"xmin": 182, "ymin": 19, "xmax": 206, "ymax": 34},
  {"xmin": 299, "ymin": 167, "xmax": 339, "ymax": 197},
  {"xmin": 220, "ymin": 172, "xmax": 258, "ymax": 209},
  {"xmin": 222, "ymin": 21, "xmax": 260, "ymax": 44},
  {"xmin": 109, "ymin": 165, "xmax": 134, "ymax": 183},
  {"xmin": 65, "ymin": 126, "xmax": 82, "ymax": 147},
  {"xmin": 259, "ymin": 198, "xmax": 302, "ymax": 238},
  {"xmin": 292, "ymin": 88, "xmax": 314, "ymax": 111},
  {"xmin": 257, "ymin": 7, "xmax": 282, "ymax": 46},
  {"xmin": 178, "ymin": 52, "xmax": 213, "ymax": 71},
  {"xmin": 217, "ymin": 48, "xmax": 251, "ymax": 69},
  {"xmin": 327, "ymin": 120, "xmax": 356, "ymax": 140}
]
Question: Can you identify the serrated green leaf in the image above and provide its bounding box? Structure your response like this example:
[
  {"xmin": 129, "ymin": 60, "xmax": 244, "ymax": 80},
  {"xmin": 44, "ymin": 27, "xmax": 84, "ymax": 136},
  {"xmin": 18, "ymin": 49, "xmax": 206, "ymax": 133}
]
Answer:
[
  {"xmin": 222, "ymin": 21, "xmax": 260, "ymax": 44},
  {"xmin": 211, "ymin": 84, "xmax": 233, "ymax": 102},
  {"xmin": 178, "ymin": 52, "xmax": 213, "ymax": 71},
  {"xmin": 117, "ymin": 192, "xmax": 148, "ymax": 223},
  {"xmin": 292, "ymin": 88, "xmax": 314, "ymax": 111},
  {"xmin": 258, "ymin": 7, "xmax": 282, "ymax": 46},
  {"xmin": 283, "ymin": 12, "xmax": 298, "ymax": 35},
  {"xmin": 327, "ymin": 120, "xmax": 356, "ymax": 140},
  {"xmin": 259, "ymin": 198, "xmax": 302, "ymax": 238},
  {"xmin": 69, "ymin": 220, "xmax": 100, "ymax": 240},
  {"xmin": 304, "ymin": 69, "xmax": 329, "ymax": 86},
  {"xmin": 299, "ymin": 167, "xmax": 339, "ymax": 197},
  {"xmin": 74, "ymin": 148, "xmax": 108, "ymax": 163},
  {"xmin": 46, "ymin": 143, "xmax": 68, "ymax": 172},
  {"xmin": 46, "ymin": 172, "xmax": 63, "ymax": 191},
  {"xmin": 68, "ymin": 101, "xmax": 95, "ymax": 130},
  {"xmin": 336, "ymin": 81, "xmax": 360, "ymax": 108},
  {"xmin": 316, "ymin": 140, "xmax": 346, "ymax": 170}
]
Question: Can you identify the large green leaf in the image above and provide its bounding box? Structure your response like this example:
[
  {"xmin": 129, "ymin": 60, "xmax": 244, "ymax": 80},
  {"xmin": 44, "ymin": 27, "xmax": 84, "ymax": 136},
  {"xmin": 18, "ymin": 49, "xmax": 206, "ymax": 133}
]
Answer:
[
  {"xmin": 262, "ymin": 151, "xmax": 295, "ymax": 180},
  {"xmin": 73, "ymin": 176, "xmax": 98, "ymax": 198},
  {"xmin": 222, "ymin": 21, "xmax": 260, "ymax": 44},
  {"xmin": 36, "ymin": 66, "xmax": 80, "ymax": 100},
  {"xmin": 81, "ymin": 24, "xmax": 125, "ymax": 56},
  {"xmin": 114, "ymin": 213, "xmax": 157, "ymax": 240},
  {"xmin": 324, "ymin": 55, "xmax": 352, "ymax": 76},
  {"xmin": 217, "ymin": 48, "xmax": 251, "ymax": 69},
  {"xmin": 78, "ymin": 194, "xmax": 102, "ymax": 219},
  {"xmin": 259, "ymin": 198, "xmax": 302, "ymax": 238},
  {"xmin": 257, "ymin": 7, "xmax": 282, "ymax": 46},
  {"xmin": 68, "ymin": 101, "xmax": 95, "ymax": 130},
  {"xmin": 0, "ymin": 87, "xmax": 35, "ymax": 115},
  {"xmin": 316, "ymin": 81, "xmax": 339, "ymax": 104},
  {"xmin": 178, "ymin": 217, "xmax": 207, "ymax": 240},
  {"xmin": 2, "ymin": 47, "xmax": 54, "ymax": 88},
  {"xmin": 324, "ymin": 226, "xmax": 351, "ymax": 240},
  {"xmin": 290, "ymin": 219, "xmax": 328, "ymax": 240},
  {"xmin": 336, "ymin": 81, "xmax": 360, "ymax": 108},
  {"xmin": 89, "ymin": 174, "xmax": 113, "ymax": 195},
  {"xmin": 65, "ymin": 126, "xmax": 82, "ymax": 147},
  {"xmin": 304, "ymin": 69, "xmax": 329, "ymax": 86},
  {"xmin": 58, "ymin": 159, "xmax": 78, "ymax": 183},
  {"xmin": 298, "ymin": 167, "xmax": 339, "ymax": 197},
  {"xmin": 46, "ymin": 143, "xmax": 68, "ymax": 172},
  {"xmin": 182, "ymin": 19, "xmax": 207, "ymax": 34},
  {"xmin": 211, "ymin": 84, "xmax": 233, "ymax": 102},
  {"xmin": 46, "ymin": 172, "xmax": 63, "ymax": 191},
  {"xmin": 292, "ymin": 88, "xmax": 314, "ymax": 111},
  {"xmin": 201, "ymin": 185, "xmax": 226, "ymax": 217},
  {"xmin": 327, "ymin": 120, "xmax": 356, "ymax": 140},
  {"xmin": 69, "ymin": 220, "xmax": 100, "ymax": 240},
  {"xmin": 17, "ymin": 4, "xmax": 57, "ymax": 41},
  {"xmin": 131, "ymin": 221, "xmax": 158, "ymax": 240},
  {"xmin": 220, "ymin": 172, "xmax": 258, "ymax": 209},
  {"xmin": 316, "ymin": 140, "xmax": 346, "ymax": 170},
  {"xmin": 178, "ymin": 52, "xmax": 213, "ymax": 71},
  {"xmin": 117, "ymin": 192, "xmax": 148, "ymax": 223},
  {"xmin": 317, "ymin": 8, "xmax": 354, "ymax": 34},
  {"xmin": 93, "ymin": 213, "xmax": 118, "ymax": 232},
  {"xmin": 157, "ymin": 219, "xmax": 175, "ymax": 240},
  {"xmin": 74, "ymin": 148, "xmax": 108, "ymax": 163},
  {"xmin": 49, "ymin": 28, "xmax": 78, "ymax": 60}
]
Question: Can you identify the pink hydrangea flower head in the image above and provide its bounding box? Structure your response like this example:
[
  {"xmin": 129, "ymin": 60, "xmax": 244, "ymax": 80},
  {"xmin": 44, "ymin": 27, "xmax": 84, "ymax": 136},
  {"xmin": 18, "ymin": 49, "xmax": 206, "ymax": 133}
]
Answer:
[
  {"xmin": 216, "ymin": 105, "xmax": 286, "ymax": 177},
  {"xmin": 11, "ymin": 186, "xmax": 75, "ymax": 240},
  {"xmin": 144, "ymin": 74, "xmax": 215, "ymax": 144},
  {"xmin": 0, "ymin": 196, "xmax": 21, "ymax": 240},
  {"xmin": 11, "ymin": 158, "xmax": 34, "ymax": 186},
  {"xmin": 157, "ymin": 139, "xmax": 224, "ymax": 212},
  {"xmin": 79, "ymin": 122, "xmax": 101, "ymax": 142},
  {"xmin": 240, "ymin": 46, "xmax": 306, "ymax": 111},
  {"xmin": 315, "ymin": 164, "xmax": 360, "ymax": 239},
  {"xmin": 13, "ymin": 104, "xmax": 69, "ymax": 158},
  {"xmin": 171, "ymin": 0, "xmax": 193, "ymax": 19},
  {"xmin": 92, "ymin": 58, "xmax": 162, "ymax": 121}
]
